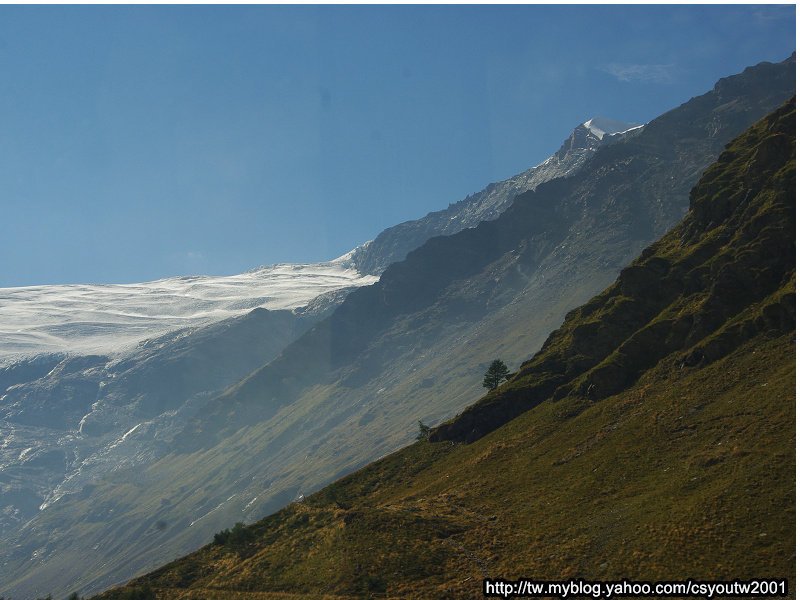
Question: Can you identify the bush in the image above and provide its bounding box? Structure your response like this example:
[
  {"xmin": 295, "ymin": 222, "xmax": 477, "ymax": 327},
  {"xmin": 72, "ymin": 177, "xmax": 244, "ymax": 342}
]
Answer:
[{"xmin": 213, "ymin": 521, "xmax": 254, "ymax": 550}]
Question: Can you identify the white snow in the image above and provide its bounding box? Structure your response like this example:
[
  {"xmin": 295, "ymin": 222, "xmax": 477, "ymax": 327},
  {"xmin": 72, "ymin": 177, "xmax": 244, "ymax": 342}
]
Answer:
[{"xmin": 0, "ymin": 261, "xmax": 377, "ymax": 358}]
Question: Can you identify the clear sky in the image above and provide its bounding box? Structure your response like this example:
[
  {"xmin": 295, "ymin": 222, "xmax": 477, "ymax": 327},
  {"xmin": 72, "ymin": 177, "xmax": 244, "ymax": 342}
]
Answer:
[{"xmin": 0, "ymin": 4, "xmax": 795, "ymax": 286}]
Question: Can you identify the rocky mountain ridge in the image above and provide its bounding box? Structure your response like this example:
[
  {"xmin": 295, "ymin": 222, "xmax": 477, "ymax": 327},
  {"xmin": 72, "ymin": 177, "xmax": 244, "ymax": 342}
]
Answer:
[{"xmin": 345, "ymin": 117, "xmax": 641, "ymax": 275}]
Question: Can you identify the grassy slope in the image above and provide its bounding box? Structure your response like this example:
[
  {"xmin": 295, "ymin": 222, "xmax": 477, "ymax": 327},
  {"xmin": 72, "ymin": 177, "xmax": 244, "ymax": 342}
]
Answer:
[
  {"xmin": 98, "ymin": 101, "xmax": 795, "ymax": 599},
  {"xmin": 106, "ymin": 331, "xmax": 795, "ymax": 600}
]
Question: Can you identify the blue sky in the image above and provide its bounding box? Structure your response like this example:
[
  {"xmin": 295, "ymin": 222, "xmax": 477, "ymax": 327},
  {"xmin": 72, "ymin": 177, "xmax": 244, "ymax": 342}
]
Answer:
[{"xmin": 0, "ymin": 5, "xmax": 795, "ymax": 286}]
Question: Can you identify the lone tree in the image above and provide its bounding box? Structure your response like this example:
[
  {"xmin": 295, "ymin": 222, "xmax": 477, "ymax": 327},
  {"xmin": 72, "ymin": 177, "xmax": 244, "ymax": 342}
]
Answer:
[
  {"xmin": 416, "ymin": 420, "xmax": 431, "ymax": 441},
  {"xmin": 483, "ymin": 359, "xmax": 511, "ymax": 391}
]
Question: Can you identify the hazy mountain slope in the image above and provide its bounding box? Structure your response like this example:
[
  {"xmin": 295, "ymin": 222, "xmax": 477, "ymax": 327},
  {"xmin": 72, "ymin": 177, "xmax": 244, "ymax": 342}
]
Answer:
[
  {"xmin": 347, "ymin": 117, "xmax": 640, "ymax": 275},
  {"xmin": 101, "ymin": 96, "xmax": 795, "ymax": 600},
  {"xmin": 2, "ymin": 56, "xmax": 793, "ymax": 599},
  {"xmin": 0, "ymin": 308, "xmax": 319, "ymax": 541}
]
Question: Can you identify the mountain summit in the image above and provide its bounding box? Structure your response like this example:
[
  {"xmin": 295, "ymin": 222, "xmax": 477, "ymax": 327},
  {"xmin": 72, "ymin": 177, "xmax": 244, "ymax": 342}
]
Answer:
[
  {"xmin": 554, "ymin": 116, "xmax": 642, "ymax": 160},
  {"xmin": 346, "ymin": 115, "xmax": 642, "ymax": 275}
]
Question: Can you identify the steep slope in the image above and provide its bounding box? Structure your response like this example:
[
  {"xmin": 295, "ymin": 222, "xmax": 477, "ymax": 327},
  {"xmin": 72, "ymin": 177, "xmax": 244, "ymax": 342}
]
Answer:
[
  {"xmin": 432, "ymin": 99, "xmax": 796, "ymax": 442},
  {"xmin": 2, "ymin": 56, "xmax": 793, "ymax": 599},
  {"xmin": 101, "ymin": 96, "xmax": 795, "ymax": 600},
  {"xmin": 347, "ymin": 117, "xmax": 640, "ymax": 275}
]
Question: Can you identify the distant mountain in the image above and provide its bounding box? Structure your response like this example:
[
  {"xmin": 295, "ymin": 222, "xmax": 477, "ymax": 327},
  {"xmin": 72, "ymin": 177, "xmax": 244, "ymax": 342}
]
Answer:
[
  {"xmin": 1, "ymin": 56, "xmax": 793, "ymax": 599},
  {"xmin": 0, "ymin": 116, "xmax": 635, "ymax": 360},
  {"xmin": 197, "ymin": 54, "xmax": 792, "ymax": 446},
  {"xmin": 98, "ymin": 95, "xmax": 795, "ymax": 600},
  {"xmin": 0, "ymin": 273, "xmax": 371, "ymax": 546},
  {"xmin": 347, "ymin": 116, "xmax": 641, "ymax": 275}
]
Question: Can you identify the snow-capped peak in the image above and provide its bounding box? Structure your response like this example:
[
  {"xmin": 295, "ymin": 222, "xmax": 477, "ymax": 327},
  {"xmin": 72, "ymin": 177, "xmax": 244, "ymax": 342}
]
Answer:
[{"xmin": 582, "ymin": 116, "xmax": 642, "ymax": 140}]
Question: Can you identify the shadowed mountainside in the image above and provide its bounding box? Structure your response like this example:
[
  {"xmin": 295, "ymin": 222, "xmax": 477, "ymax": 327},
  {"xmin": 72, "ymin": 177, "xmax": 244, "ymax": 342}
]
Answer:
[{"xmin": 0, "ymin": 307, "xmax": 318, "ymax": 540}]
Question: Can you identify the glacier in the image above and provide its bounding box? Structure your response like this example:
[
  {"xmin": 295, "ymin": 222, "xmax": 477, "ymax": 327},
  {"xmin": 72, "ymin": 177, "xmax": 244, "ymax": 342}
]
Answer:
[{"xmin": 0, "ymin": 255, "xmax": 377, "ymax": 359}]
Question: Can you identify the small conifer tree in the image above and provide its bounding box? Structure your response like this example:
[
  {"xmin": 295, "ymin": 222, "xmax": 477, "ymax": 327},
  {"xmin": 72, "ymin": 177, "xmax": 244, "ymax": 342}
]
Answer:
[
  {"xmin": 416, "ymin": 420, "xmax": 431, "ymax": 440},
  {"xmin": 482, "ymin": 359, "xmax": 511, "ymax": 391}
]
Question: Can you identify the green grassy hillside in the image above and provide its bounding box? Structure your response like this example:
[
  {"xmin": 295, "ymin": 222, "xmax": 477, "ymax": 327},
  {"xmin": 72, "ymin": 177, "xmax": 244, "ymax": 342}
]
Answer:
[{"xmin": 96, "ymin": 99, "xmax": 795, "ymax": 600}]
